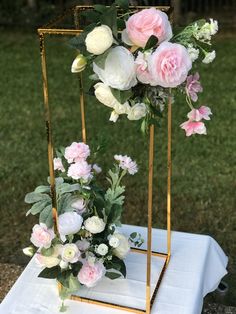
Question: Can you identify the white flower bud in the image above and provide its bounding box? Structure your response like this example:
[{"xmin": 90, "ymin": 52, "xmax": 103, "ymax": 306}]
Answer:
[
  {"xmin": 127, "ymin": 103, "xmax": 147, "ymax": 121},
  {"xmin": 85, "ymin": 25, "xmax": 113, "ymax": 55},
  {"xmin": 96, "ymin": 244, "xmax": 108, "ymax": 256},
  {"xmin": 71, "ymin": 54, "xmax": 87, "ymax": 73},
  {"xmin": 23, "ymin": 246, "xmax": 34, "ymax": 257},
  {"xmin": 109, "ymin": 236, "xmax": 120, "ymax": 248}
]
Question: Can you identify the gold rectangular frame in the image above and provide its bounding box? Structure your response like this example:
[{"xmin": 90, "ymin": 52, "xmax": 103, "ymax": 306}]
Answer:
[{"xmin": 38, "ymin": 5, "xmax": 173, "ymax": 314}]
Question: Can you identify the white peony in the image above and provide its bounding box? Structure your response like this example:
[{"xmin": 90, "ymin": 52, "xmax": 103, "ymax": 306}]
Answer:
[
  {"xmin": 202, "ymin": 50, "xmax": 216, "ymax": 64},
  {"xmin": 84, "ymin": 216, "xmax": 105, "ymax": 234},
  {"xmin": 113, "ymin": 233, "xmax": 130, "ymax": 259},
  {"xmin": 58, "ymin": 212, "xmax": 83, "ymax": 238},
  {"xmin": 96, "ymin": 243, "xmax": 108, "ymax": 256},
  {"xmin": 94, "ymin": 83, "xmax": 118, "ymax": 108},
  {"xmin": 187, "ymin": 46, "xmax": 199, "ymax": 62},
  {"xmin": 93, "ymin": 46, "xmax": 137, "ymax": 91},
  {"xmin": 61, "ymin": 243, "xmax": 80, "ymax": 263},
  {"xmin": 127, "ymin": 103, "xmax": 147, "ymax": 121},
  {"xmin": 85, "ymin": 25, "xmax": 113, "ymax": 55},
  {"xmin": 109, "ymin": 235, "xmax": 120, "ymax": 248}
]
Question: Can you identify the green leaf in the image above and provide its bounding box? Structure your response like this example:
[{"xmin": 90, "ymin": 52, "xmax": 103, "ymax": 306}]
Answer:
[
  {"xmin": 38, "ymin": 266, "xmax": 60, "ymax": 279},
  {"xmin": 100, "ymin": 4, "xmax": 117, "ymax": 37},
  {"xmin": 145, "ymin": 35, "xmax": 158, "ymax": 50},
  {"xmin": 117, "ymin": 18, "xmax": 126, "ymax": 30},
  {"xmin": 40, "ymin": 247, "xmax": 54, "ymax": 257},
  {"xmin": 39, "ymin": 205, "xmax": 53, "ymax": 228},
  {"xmin": 130, "ymin": 232, "xmax": 137, "ymax": 239},
  {"xmin": 34, "ymin": 185, "xmax": 50, "ymax": 193},
  {"xmin": 57, "ymin": 183, "xmax": 81, "ymax": 195},
  {"xmin": 115, "ymin": 0, "xmax": 129, "ymax": 10},
  {"xmin": 94, "ymin": 4, "xmax": 107, "ymax": 13},
  {"xmin": 25, "ymin": 192, "xmax": 51, "ymax": 204},
  {"xmin": 112, "ymin": 256, "xmax": 126, "ymax": 277},
  {"xmin": 71, "ymin": 261, "xmax": 83, "ymax": 277},
  {"xmin": 105, "ymin": 271, "xmax": 122, "ymax": 280},
  {"xmin": 110, "ymin": 88, "xmax": 133, "ymax": 104},
  {"xmin": 28, "ymin": 200, "xmax": 51, "ymax": 216},
  {"xmin": 93, "ymin": 49, "xmax": 111, "ymax": 69},
  {"xmin": 81, "ymin": 10, "xmax": 101, "ymax": 23}
]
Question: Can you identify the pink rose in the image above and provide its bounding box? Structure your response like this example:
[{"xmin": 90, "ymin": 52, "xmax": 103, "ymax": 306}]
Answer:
[
  {"xmin": 30, "ymin": 223, "xmax": 55, "ymax": 249},
  {"xmin": 78, "ymin": 261, "xmax": 105, "ymax": 288},
  {"xmin": 185, "ymin": 73, "xmax": 203, "ymax": 102},
  {"xmin": 180, "ymin": 120, "xmax": 207, "ymax": 136},
  {"xmin": 64, "ymin": 142, "xmax": 90, "ymax": 164},
  {"xmin": 187, "ymin": 106, "xmax": 212, "ymax": 121},
  {"xmin": 149, "ymin": 42, "xmax": 192, "ymax": 88},
  {"xmin": 53, "ymin": 158, "xmax": 65, "ymax": 172},
  {"xmin": 135, "ymin": 51, "xmax": 154, "ymax": 84},
  {"xmin": 126, "ymin": 8, "xmax": 172, "ymax": 48},
  {"xmin": 67, "ymin": 161, "xmax": 92, "ymax": 181}
]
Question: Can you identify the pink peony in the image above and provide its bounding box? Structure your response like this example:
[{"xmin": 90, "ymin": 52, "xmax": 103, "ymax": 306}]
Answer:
[
  {"xmin": 53, "ymin": 157, "xmax": 65, "ymax": 172},
  {"xmin": 67, "ymin": 161, "xmax": 92, "ymax": 181},
  {"xmin": 64, "ymin": 142, "xmax": 90, "ymax": 164},
  {"xmin": 78, "ymin": 261, "xmax": 105, "ymax": 288},
  {"xmin": 187, "ymin": 106, "xmax": 212, "ymax": 121},
  {"xmin": 114, "ymin": 155, "xmax": 138, "ymax": 175},
  {"xmin": 149, "ymin": 42, "xmax": 192, "ymax": 88},
  {"xmin": 185, "ymin": 73, "xmax": 203, "ymax": 102},
  {"xmin": 126, "ymin": 8, "xmax": 172, "ymax": 48},
  {"xmin": 180, "ymin": 120, "xmax": 207, "ymax": 136},
  {"xmin": 135, "ymin": 51, "xmax": 154, "ymax": 84},
  {"xmin": 30, "ymin": 223, "xmax": 55, "ymax": 249}
]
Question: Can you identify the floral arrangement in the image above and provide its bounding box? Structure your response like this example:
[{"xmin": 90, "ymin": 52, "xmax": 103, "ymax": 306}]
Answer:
[
  {"xmin": 70, "ymin": 0, "xmax": 218, "ymax": 136},
  {"xmin": 24, "ymin": 141, "xmax": 143, "ymax": 311}
]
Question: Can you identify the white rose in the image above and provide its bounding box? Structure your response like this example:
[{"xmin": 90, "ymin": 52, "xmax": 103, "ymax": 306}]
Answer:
[
  {"xmin": 85, "ymin": 25, "xmax": 113, "ymax": 55},
  {"xmin": 84, "ymin": 216, "xmax": 105, "ymax": 234},
  {"xmin": 96, "ymin": 244, "xmax": 108, "ymax": 256},
  {"xmin": 93, "ymin": 46, "xmax": 137, "ymax": 91},
  {"xmin": 187, "ymin": 46, "xmax": 199, "ymax": 62},
  {"xmin": 61, "ymin": 243, "xmax": 80, "ymax": 263},
  {"xmin": 58, "ymin": 212, "xmax": 83, "ymax": 238},
  {"xmin": 71, "ymin": 54, "xmax": 87, "ymax": 73},
  {"xmin": 127, "ymin": 103, "xmax": 147, "ymax": 121},
  {"xmin": 94, "ymin": 83, "xmax": 118, "ymax": 108},
  {"xmin": 109, "ymin": 236, "xmax": 120, "ymax": 248},
  {"xmin": 202, "ymin": 50, "xmax": 216, "ymax": 64},
  {"xmin": 113, "ymin": 233, "xmax": 130, "ymax": 259}
]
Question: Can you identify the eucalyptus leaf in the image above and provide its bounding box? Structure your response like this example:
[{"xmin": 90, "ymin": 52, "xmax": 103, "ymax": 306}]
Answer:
[
  {"xmin": 94, "ymin": 4, "xmax": 107, "ymax": 13},
  {"xmin": 25, "ymin": 192, "xmax": 51, "ymax": 204},
  {"xmin": 110, "ymin": 88, "xmax": 133, "ymax": 104},
  {"xmin": 93, "ymin": 49, "xmax": 111, "ymax": 69},
  {"xmin": 100, "ymin": 4, "xmax": 117, "ymax": 37},
  {"xmin": 81, "ymin": 10, "xmax": 101, "ymax": 23},
  {"xmin": 115, "ymin": 0, "xmax": 129, "ymax": 10},
  {"xmin": 39, "ymin": 205, "xmax": 53, "ymax": 228}
]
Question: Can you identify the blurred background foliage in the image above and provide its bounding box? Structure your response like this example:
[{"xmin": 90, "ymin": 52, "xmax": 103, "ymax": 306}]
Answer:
[{"xmin": 0, "ymin": 0, "xmax": 235, "ymax": 309}]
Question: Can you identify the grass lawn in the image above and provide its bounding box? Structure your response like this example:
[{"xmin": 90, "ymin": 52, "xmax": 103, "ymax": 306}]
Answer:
[{"xmin": 0, "ymin": 28, "xmax": 235, "ymax": 305}]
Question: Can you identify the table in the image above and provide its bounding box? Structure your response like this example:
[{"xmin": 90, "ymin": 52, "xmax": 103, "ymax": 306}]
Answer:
[{"xmin": 0, "ymin": 225, "xmax": 228, "ymax": 314}]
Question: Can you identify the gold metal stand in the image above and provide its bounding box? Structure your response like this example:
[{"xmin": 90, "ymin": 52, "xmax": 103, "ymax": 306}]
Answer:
[{"xmin": 38, "ymin": 5, "xmax": 173, "ymax": 313}]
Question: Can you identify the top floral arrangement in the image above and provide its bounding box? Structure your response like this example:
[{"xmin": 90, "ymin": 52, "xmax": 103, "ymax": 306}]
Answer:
[{"xmin": 70, "ymin": 0, "xmax": 218, "ymax": 136}]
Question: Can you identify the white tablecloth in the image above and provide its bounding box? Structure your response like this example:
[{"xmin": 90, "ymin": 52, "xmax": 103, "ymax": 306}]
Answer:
[{"xmin": 0, "ymin": 225, "xmax": 228, "ymax": 314}]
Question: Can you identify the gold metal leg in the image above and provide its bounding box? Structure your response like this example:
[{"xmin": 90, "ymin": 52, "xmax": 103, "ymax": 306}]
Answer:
[
  {"xmin": 78, "ymin": 72, "xmax": 86, "ymax": 143},
  {"xmin": 167, "ymin": 92, "xmax": 172, "ymax": 260},
  {"xmin": 146, "ymin": 124, "xmax": 155, "ymax": 314},
  {"xmin": 39, "ymin": 33, "xmax": 58, "ymax": 233}
]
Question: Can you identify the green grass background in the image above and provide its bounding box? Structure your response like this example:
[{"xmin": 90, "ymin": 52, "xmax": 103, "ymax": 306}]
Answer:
[{"xmin": 0, "ymin": 29, "xmax": 235, "ymax": 305}]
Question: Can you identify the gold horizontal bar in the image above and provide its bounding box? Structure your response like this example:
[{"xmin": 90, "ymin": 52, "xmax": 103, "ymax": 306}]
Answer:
[
  {"xmin": 38, "ymin": 28, "xmax": 82, "ymax": 35},
  {"xmin": 130, "ymin": 247, "xmax": 168, "ymax": 258}
]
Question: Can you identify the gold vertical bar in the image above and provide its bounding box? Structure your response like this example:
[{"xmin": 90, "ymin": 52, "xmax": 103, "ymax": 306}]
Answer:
[
  {"xmin": 167, "ymin": 92, "xmax": 172, "ymax": 259},
  {"xmin": 78, "ymin": 72, "xmax": 86, "ymax": 143},
  {"xmin": 146, "ymin": 124, "xmax": 155, "ymax": 314},
  {"xmin": 39, "ymin": 33, "xmax": 58, "ymax": 233}
]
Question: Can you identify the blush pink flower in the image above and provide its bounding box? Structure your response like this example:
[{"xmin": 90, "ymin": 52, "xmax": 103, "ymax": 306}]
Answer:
[
  {"xmin": 71, "ymin": 198, "xmax": 87, "ymax": 214},
  {"xmin": 135, "ymin": 51, "xmax": 154, "ymax": 84},
  {"xmin": 126, "ymin": 8, "xmax": 172, "ymax": 48},
  {"xmin": 78, "ymin": 261, "xmax": 105, "ymax": 288},
  {"xmin": 185, "ymin": 72, "xmax": 203, "ymax": 102},
  {"xmin": 67, "ymin": 161, "xmax": 92, "ymax": 181},
  {"xmin": 64, "ymin": 142, "xmax": 90, "ymax": 164},
  {"xmin": 30, "ymin": 223, "xmax": 55, "ymax": 249},
  {"xmin": 187, "ymin": 106, "xmax": 212, "ymax": 121},
  {"xmin": 180, "ymin": 120, "xmax": 207, "ymax": 136},
  {"xmin": 53, "ymin": 157, "xmax": 65, "ymax": 172},
  {"xmin": 114, "ymin": 155, "xmax": 138, "ymax": 175},
  {"xmin": 149, "ymin": 42, "xmax": 192, "ymax": 88}
]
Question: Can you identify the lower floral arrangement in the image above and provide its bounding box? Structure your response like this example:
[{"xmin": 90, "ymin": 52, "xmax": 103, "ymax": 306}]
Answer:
[{"xmin": 23, "ymin": 141, "xmax": 143, "ymax": 311}]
